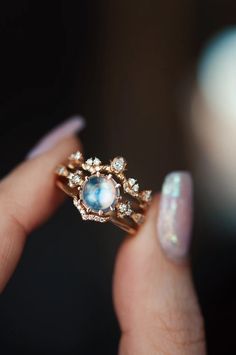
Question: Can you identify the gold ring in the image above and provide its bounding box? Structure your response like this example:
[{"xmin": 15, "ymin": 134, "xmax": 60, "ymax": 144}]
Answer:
[{"xmin": 55, "ymin": 151, "xmax": 152, "ymax": 234}]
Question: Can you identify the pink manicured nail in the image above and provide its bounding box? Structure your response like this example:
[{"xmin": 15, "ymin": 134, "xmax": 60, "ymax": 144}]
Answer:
[
  {"xmin": 157, "ymin": 172, "xmax": 193, "ymax": 261},
  {"xmin": 27, "ymin": 116, "xmax": 86, "ymax": 159}
]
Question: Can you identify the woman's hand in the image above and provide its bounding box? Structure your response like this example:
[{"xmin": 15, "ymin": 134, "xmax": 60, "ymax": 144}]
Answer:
[
  {"xmin": 0, "ymin": 118, "xmax": 206, "ymax": 354},
  {"xmin": 114, "ymin": 188, "xmax": 206, "ymax": 354}
]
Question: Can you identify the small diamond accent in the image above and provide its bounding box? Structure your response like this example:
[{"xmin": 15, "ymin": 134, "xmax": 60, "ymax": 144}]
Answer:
[
  {"xmin": 118, "ymin": 203, "xmax": 127, "ymax": 214},
  {"xmin": 68, "ymin": 173, "xmax": 82, "ymax": 187},
  {"xmin": 68, "ymin": 180, "xmax": 74, "ymax": 188},
  {"xmin": 124, "ymin": 181, "xmax": 139, "ymax": 197},
  {"xmin": 141, "ymin": 190, "xmax": 152, "ymax": 202},
  {"xmin": 82, "ymin": 157, "xmax": 103, "ymax": 173},
  {"xmin": 93, "ymin": 157, "xmax": 101, "ymax": 166},
  {"xmin": 69, "ymin": 151, "xmax": 83, "ymax": 161},
  {"xmin": 72, "ymin": 175, "xmax": 82, "ymax": 185},
  {"xmin": 56, "ymin": 166, "xmax": 68, "ymax": 176},
  {"xmin": 86, "ymin": 158, "xmax": 93, "ymax": 165},
  {"xmin": 128, "ymin": 178, "xmax": 136, "ymax": 187},
  {"xmin": 133, "ymin": 184, "xmax": 139, "ymax": 192},
  {"xmin": 118, "ymin": 201, "xmax": 132, "ymax": 217},
  {"xmin": 111, "ymin": 157, "xmax": 126, "ymax": 173},
  {"xmin": 83, "ymin": 157, "xmax": 102, "ymax": 169}
]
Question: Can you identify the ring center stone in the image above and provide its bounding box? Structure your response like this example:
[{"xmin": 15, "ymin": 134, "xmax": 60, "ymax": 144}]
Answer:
[{"xmin": 82, "ymin": 175, "xmax": 119, "ymax": 213}]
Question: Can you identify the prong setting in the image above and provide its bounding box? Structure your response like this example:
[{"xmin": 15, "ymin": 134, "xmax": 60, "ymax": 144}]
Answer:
[{"xmin": 57, "ymin": 152, "xmax": 152, "ymax": 230}]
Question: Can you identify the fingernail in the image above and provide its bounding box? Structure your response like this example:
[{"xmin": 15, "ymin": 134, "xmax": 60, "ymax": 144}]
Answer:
[
  {"xmin": 157, "ymin": 172, "xmax": 193, "ymax": 261},
  {"xmin": 27, "ymin": 116, "xmax": 86, "ymax": 159}
]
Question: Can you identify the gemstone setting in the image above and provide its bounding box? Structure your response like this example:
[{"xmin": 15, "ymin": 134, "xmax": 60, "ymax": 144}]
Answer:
[
  {"xmin": 111, "ymin": 157, "xmax": 126, "ymax": 173},
  {"xmin": 68, "ymin": 173, "xmax": 82, "ymax": 188},
  {"xmin": 69, "ymin": 151, "xmax": 83, "ymax": 161},
  {"xmin": 117, "ymin": 201, "xmax": 133, "ymax": 217},
  {"xmin": 56, "ymin": 151, "xmax": 153, "ymax": 232},
  {"xmin": 81, "ymin": 175, "xmax": 120, "ymax": 213}
]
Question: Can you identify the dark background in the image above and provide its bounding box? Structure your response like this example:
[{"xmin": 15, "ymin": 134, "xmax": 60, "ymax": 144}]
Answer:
[{"xmin": 0, "ymin": 1, "xmax": 235, "ymax": 354}]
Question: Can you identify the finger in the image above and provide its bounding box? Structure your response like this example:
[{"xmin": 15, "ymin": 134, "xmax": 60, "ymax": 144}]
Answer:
[
  {"xmin": 0, "ymin": 117, "xmax": 84, "ymax": 292},
  {"xmin": 114, "ymin": 172, "xmax": 206, "ymax": 355}
]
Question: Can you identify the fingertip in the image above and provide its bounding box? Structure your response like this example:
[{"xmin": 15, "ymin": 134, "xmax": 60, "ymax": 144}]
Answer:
[
  {"xmin": 0, "ymin": 134, "xmax": 82, "ymax": 232},
  {"xmin": 157, "ymin": 172, "xmax": 193, "ymax": 262},
  {"xmin": 27, "ymin": 116, "xmax": 85, "ymax": 159}
]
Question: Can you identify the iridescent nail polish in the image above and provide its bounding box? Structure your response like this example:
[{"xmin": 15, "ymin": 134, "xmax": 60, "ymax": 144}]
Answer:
[
  {"xmin": 157, "ymin": 172, "xmax": 193, "ymax": 261},
  {"xmin": 27, "ymin": 116, "xmax": 85, "ymax": 159}
]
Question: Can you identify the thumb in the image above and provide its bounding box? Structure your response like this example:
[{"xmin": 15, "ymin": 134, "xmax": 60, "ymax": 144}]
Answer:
[{"xmin": 113, "ymin": 172, "xmax": 206, "ymax": 355}]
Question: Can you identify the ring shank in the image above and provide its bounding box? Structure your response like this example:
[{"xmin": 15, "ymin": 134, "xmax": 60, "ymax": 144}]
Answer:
[{"xmin": 110, "ymin": 215, "xmax": 137, "ymax": 234}]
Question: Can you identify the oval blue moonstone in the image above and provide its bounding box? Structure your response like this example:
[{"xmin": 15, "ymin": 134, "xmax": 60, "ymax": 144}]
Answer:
[{"xmin": 82, "ymin": 175, "xmax": 118, "ymax": 213}]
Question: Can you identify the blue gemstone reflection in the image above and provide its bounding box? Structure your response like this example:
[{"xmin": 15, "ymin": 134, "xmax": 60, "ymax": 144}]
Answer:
[{"xmin": 82, "ymin": 175, "xmax": 118, "ymax": 212}]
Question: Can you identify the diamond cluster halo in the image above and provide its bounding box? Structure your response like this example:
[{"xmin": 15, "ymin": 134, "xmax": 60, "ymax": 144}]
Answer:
[{"xmin": 55, "ymin": 152, "xmax": 152, "ymax": 234}]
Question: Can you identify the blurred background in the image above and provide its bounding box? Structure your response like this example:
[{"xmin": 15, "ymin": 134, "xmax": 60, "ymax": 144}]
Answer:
[{"xmin": 0, "ymin": 1, "xmax": 235, "ymax": 354}]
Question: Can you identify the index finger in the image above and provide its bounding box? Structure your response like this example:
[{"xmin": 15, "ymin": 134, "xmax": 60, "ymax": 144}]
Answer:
[{"xmin": 0, "ymin": 122, "xmax": 83, "ymax": 292}]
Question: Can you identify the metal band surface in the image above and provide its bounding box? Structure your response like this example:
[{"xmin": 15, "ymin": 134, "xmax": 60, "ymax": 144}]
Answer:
[{"xmin": 55, "ymin": 151, "xmax": 152, "ymax": 234}]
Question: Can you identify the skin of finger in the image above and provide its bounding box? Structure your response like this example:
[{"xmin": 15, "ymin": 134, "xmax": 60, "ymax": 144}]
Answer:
[
  {"xmin": 0, "ymin": 136, "xmax": 80, "ymax": 292},
  {"xmin": 113, "ymin": 195, "xmax": 205, "ymax": 355}
]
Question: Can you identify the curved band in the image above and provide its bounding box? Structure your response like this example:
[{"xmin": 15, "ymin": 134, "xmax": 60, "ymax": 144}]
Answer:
[{"xmin": 55, "ymin": 151, "xmax": 152, "ymax": 234}]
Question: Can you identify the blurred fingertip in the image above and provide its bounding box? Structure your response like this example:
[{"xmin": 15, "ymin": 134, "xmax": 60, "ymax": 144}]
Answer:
[{"xmin": 26, "ymin": 116, "xmax": 86, "ymax": 160}]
